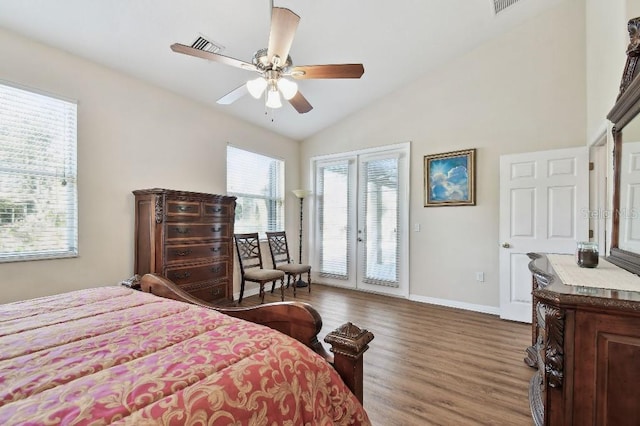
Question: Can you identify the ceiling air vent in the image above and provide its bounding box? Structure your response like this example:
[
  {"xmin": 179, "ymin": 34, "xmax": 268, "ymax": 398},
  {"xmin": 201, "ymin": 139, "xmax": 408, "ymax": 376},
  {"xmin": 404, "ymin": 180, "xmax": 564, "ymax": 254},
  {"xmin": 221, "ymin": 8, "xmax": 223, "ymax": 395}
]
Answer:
[
  {"xmin": 493, "ymin": 0, "xmax": 522, "ymax": 15},
  {"xmin": 190, "ymin": 35, "xmax": 224, "ymax": 53}
]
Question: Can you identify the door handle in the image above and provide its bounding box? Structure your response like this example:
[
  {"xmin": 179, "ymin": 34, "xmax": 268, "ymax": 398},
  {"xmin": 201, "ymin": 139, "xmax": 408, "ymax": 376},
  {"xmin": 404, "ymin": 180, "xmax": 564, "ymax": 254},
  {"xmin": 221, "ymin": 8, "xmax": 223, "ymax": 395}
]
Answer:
[{"xmin": 501, "ymin": 242, "xmax": 511, "ymax": 248}]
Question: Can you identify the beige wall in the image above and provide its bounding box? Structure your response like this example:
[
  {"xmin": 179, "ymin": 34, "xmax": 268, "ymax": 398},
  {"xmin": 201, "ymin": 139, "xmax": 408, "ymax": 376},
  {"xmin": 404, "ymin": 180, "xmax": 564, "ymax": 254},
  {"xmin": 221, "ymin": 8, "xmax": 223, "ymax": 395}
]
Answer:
[
  {"xmin": 2, "ymin": 0, "xmax": 635, "ymax": 310},
  {"xmin": 301, "ymin": 0, "xmax": 587, "ymax": 309},
  {"xmin": 0, "ymin": 28, "xmax": 300, "ymax": 303},
  {"xmin": 586, "ymin": 0, "xmax": 628, "ymax": 142}
]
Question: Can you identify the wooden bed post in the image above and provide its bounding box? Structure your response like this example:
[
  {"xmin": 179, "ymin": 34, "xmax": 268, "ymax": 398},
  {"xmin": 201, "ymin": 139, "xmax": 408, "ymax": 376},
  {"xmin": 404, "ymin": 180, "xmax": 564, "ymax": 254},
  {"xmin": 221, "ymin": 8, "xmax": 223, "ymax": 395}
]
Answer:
[{"xmin": 324, "ymin": 322, "xmax": 374, "ymax": 404}]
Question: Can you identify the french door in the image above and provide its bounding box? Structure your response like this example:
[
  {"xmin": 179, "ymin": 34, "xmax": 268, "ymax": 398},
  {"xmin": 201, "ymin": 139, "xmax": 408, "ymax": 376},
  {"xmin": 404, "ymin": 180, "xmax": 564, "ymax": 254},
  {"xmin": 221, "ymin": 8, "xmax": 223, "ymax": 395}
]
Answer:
[{"xmin": 311, "ymin": 143, "xmax": 409, "ymax": 297}]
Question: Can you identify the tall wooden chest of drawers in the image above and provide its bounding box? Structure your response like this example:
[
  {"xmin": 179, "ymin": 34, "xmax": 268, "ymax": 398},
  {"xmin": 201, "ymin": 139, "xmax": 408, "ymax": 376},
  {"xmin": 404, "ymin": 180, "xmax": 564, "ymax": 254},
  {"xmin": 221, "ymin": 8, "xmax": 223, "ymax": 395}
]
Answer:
[{"xmin": 133, "ymin": 189, "xmax": 236, "ymax": 304}]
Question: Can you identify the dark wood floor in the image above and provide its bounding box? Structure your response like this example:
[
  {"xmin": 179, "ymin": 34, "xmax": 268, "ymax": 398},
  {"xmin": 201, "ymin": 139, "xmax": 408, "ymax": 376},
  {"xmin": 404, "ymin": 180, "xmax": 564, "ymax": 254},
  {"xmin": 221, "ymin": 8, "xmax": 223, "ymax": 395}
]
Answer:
[{"xmin": 240, "ymin": 283, "xmax": 534, "ymax": 426}]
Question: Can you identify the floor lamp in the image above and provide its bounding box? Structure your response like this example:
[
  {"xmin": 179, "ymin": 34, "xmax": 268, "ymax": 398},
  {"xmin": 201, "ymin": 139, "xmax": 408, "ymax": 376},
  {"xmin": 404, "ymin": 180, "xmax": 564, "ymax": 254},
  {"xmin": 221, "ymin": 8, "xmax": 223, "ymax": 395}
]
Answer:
[{"xmin": 292, "ymin": 189, "xmax": 311, "ymax": 287}]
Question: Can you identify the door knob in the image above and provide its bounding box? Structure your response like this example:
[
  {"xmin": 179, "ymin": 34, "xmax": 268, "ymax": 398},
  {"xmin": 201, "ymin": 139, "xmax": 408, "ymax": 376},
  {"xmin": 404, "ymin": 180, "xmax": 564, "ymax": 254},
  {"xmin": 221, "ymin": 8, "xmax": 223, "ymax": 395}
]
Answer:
[{"xmin": 501, "ymin": 242, "xmax": 511, "ymax": 248}]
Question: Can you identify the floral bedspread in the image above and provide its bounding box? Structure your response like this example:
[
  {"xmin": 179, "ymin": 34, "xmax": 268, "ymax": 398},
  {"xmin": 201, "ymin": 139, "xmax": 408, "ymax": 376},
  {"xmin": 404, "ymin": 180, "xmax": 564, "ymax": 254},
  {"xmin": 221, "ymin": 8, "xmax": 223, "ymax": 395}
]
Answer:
[{"xmin": 0, "ymin": 286, "xmax": 369, "ymax": 425}]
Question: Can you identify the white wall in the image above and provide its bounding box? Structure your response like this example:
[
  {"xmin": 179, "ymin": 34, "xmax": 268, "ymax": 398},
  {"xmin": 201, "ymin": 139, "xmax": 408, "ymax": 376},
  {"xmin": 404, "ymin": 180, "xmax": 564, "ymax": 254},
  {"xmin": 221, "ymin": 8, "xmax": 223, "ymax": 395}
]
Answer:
[
  {"xmin": 586, "ymin": 0, "xmax": 628, "ymax": 142},
  {"xmin": 301, "ymin": 0, "xmax": 587, "ymax": 310},
  {"xmin": 0, "ymin": 28, "xmax": 300, "ymax": 303}
]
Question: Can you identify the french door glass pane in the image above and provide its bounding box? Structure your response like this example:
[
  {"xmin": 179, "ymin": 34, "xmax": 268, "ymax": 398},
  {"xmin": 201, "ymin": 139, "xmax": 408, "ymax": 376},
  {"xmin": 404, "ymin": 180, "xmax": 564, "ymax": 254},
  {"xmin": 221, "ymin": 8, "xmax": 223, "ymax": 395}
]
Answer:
[
  {"xmin": 362, "ymin": 157, "xmax": 399, "ymax": 286},
  {"xmin": 317, "ymin": 161, "xmax": 350, "ymax": 278}
]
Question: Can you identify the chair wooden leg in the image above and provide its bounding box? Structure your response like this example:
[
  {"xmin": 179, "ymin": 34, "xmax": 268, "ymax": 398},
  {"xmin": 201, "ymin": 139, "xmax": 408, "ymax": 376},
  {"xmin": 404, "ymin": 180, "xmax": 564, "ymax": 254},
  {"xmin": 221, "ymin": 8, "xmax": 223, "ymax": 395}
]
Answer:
[
  {"xmin": 270, "ymin": 280, "xmax": 276, "ymax": 294},
  {"xmin": 307, "ymin": 271, "xmax": 311, "ymax": 293},
  {"xmin": 239, "ymin": 277, "xmax": 246, "ymax": 303},
  {"xmin": 259, "ymin": 283, "xmax": 265, "ymax": 304},
  {"xmin": 279, "ymin": 276, "xmax": 285, "ymax": 301},
  {"xmin": 292, "ymin": 274, "xmax": 297, "ymax": 297}
]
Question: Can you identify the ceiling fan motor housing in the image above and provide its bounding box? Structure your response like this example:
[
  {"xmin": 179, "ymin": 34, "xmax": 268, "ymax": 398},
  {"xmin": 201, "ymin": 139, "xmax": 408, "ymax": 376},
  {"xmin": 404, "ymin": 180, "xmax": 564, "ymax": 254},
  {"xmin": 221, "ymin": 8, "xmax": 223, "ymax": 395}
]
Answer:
[{"xmin": 252, "ymin": 48, "xmax": 292, "ymax": 71}]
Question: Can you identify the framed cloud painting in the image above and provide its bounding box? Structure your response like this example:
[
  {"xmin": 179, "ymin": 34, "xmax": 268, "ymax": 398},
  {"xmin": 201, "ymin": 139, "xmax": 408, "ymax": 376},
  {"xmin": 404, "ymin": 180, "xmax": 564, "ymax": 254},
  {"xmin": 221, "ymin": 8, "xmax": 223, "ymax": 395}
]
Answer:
[{"xmin": 424, "ymin": 148, "xmax": 476, "ymax": 207}]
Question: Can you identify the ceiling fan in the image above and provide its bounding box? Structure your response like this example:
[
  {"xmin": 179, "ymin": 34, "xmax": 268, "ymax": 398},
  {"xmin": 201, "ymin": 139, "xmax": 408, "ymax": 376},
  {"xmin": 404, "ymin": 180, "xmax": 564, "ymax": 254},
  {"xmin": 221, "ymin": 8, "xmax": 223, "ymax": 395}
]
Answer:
[{"xmin": 170, "ymin": 6, "xmax": 364, "ymax": 114}]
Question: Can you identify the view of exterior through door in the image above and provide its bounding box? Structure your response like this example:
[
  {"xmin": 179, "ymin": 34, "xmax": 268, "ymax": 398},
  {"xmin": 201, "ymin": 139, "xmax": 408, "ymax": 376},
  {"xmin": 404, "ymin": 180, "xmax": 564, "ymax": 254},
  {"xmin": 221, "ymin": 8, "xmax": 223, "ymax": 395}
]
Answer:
[
  {"xmin": 311, "ymin": 143, "xmax": 409, "ymax": 298},
  {"xmin": 499, "ymin": 147, "xmax": 589, "ymax": 322}
]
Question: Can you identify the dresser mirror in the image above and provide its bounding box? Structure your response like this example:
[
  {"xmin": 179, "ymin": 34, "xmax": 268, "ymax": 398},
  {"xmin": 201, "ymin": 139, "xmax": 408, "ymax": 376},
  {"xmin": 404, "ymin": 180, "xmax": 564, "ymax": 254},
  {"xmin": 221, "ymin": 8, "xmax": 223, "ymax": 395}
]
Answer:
[{"xmin": 607, "ymin": 17, "xmax": 640, "ymax": 274}]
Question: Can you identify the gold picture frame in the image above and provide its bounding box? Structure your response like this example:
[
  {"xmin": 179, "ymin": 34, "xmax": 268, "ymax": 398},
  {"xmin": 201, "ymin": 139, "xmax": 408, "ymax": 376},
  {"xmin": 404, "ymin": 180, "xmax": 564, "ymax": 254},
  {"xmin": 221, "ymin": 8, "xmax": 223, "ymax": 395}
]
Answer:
[{"xmin": 424, "ymin": 148, "xmax": 476, "ymax": 207}]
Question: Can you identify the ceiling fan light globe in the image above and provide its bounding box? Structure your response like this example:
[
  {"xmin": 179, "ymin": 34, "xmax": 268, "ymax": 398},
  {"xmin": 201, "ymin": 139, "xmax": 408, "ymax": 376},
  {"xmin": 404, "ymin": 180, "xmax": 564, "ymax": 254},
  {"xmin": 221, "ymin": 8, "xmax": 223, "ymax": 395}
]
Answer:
[
  {"xmin": 277, "ymin": 78, "xmax": 298, "ymax": 100},
  {"xmin": 246, "ymin": 77, "xmax": 267, "ymax": 99},
  {"xmin": 266, "ymin": 90, "xmax": 283, "ymax": 109}
]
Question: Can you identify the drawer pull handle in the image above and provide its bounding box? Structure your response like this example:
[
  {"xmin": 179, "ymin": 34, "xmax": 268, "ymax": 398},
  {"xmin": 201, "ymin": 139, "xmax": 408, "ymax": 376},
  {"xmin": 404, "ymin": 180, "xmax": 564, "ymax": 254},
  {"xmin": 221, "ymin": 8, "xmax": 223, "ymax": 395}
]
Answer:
[
  {"xmin": 175, "ymin": 249, "xmax": 192, "ymax": 256},
  {"xmin": 177, "ymin": 205, "xmax": 191, "ymax": 212},
  {"xmin": 172, "ymin": 271, "xmax": 191, "ymax": 280},
  {"xmin": 212, "ymin": 288, "xmax": 221, "ymax": 295},
  {"xmin": 174, "ymin": 227, "xmax": 190, "ymax": 234},
  {"xmin": 210, "ymin": 247, "xmax": 221, "ymax": 253},
  {"xmin": 211, "ymin": 266, "xmax": 222, "ymax": 273},
  {"xmin": 211, "ymin": 227, "xmax": 222, "ymax": 233},
  {"xmin": 211, "ymin": 207, "xmax": 222, "ymax": 213}
]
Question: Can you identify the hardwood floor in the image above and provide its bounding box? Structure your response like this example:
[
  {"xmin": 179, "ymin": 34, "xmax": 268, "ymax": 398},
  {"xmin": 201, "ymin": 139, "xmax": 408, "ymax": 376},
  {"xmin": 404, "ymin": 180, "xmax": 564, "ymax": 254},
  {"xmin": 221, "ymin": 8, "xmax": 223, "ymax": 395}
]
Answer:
[{"xmin": 240, "ymin": 283, "xmax": 534, "ymax": 426}]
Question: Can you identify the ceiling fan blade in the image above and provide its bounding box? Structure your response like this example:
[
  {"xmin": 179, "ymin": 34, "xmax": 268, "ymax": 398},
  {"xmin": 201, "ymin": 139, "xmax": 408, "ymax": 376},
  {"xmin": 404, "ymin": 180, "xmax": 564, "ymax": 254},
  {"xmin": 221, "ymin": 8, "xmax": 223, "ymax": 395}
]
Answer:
[
  {"xmin": 288, "ymin": 91, "xmax": 313, "ymax": 114},
  {"xmin": 171, "ymin": 43, "xmax": 256, "ymax": 71},
  {"xmin": 290, "ymin": 64, "xmax": 365, "ymax": 79},
  {"xmin": 216, "ymin": 84, "xmax": 249, "ymax": 105},
  {"xmin": 267, "ymin": 8, "xmax": 300, "ymax": 67}
]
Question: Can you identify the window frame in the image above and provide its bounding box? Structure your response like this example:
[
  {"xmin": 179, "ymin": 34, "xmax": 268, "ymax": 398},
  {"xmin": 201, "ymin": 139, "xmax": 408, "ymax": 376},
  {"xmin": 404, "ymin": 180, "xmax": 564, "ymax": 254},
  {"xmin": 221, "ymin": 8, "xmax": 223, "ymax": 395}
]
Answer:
[
  {"xmin": 226, "ymin": 145, "xmax": 285, "ymax": 237},
  {"xmin": 0, "ymin": 81, "xmax": 78, "ymax": 263}
]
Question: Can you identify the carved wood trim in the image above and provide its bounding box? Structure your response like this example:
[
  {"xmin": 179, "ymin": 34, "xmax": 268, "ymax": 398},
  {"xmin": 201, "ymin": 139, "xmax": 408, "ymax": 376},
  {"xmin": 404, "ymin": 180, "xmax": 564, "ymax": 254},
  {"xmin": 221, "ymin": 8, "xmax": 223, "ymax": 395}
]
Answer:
[
  {"xmin": 544, "ymin": 304, "xmax": 565, "ymax": 388},
  {"xmin": 618, "ymin": 17, "xmax": 640, "ymax": 99},
  {"xmin": 324, "ymin": 322, "xmax": 374, "ymax": 359},
  {"xmin": 155, "ymin": 195, "xmax": 164, "ymax": 224},
  {"xmin": 529, "ymin": 371, "xmax": 544, "ymax": 426}
]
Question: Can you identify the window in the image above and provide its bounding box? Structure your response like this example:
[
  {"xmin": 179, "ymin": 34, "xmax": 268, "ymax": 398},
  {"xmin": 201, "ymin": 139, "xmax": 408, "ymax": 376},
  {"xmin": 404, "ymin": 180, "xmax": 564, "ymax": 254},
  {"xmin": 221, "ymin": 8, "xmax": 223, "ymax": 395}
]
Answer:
[
  {"xmin": 0, "ymin": 83, "xmax": 78, "ymax": 262},
  {"xmin": 227, "ymin": 146, "xmax": 284, "ymax": 235}
]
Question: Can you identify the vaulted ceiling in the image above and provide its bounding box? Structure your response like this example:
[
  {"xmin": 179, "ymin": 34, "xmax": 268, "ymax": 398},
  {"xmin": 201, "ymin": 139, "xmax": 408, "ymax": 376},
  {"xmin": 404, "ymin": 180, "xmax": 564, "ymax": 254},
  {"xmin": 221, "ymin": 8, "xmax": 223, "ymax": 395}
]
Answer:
[{"xmin": 0, "ymin": 0, "xmax": 567, "ymax": 140}]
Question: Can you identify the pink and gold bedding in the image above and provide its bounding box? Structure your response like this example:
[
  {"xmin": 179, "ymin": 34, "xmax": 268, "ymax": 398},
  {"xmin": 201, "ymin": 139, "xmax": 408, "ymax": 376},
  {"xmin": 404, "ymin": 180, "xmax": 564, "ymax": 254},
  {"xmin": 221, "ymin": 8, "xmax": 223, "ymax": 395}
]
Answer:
[{"xmin": 0, "ymin": 286, "xmax": 369, "ymax": 425}]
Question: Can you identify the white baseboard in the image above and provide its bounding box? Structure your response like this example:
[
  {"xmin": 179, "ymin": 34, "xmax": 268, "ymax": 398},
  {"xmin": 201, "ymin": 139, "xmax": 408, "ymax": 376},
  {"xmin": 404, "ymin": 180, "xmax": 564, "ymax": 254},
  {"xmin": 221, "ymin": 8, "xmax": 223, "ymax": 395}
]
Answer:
[{"xmin": 409, "ymin": 294, "xmax": 500, "ymax": 316}]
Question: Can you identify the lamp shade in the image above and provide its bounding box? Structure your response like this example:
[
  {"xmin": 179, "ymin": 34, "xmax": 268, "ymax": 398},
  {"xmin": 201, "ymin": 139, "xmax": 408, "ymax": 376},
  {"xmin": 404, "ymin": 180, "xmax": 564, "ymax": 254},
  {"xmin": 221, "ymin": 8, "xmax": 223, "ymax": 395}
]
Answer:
[
  {"xmin": 292, "ymin": 189, "xmax": 311, "ymax": 199},
  {"xmin": 265, "ymin": 89, "xmax": 282, "ymax": 109},
  {"xmin": 246, "ymin": 77, "xmax": 267, "ymax": 99},
  {"xmin": 277, "ymin": 78, "xmax": 298, "ymax": 100}
]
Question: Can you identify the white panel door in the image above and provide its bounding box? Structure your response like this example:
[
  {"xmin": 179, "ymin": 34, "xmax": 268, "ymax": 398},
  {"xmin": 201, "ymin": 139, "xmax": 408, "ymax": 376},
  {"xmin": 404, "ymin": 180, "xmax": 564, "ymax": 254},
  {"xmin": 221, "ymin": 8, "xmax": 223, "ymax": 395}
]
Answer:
[
  {"xmin": 499, "ymin": 147, "xmax": 589, "ymax": 322},
  {"xmin": 619, "ymin": 141, "xmax": 640, "ymax": 253}
]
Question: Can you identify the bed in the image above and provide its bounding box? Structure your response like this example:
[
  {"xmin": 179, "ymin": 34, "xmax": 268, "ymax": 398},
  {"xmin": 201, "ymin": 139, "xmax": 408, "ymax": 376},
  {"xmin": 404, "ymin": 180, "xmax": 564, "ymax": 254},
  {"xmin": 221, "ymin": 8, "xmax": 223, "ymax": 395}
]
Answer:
[{"xmin": 0, "ymin": 274, "xmax": 373, "ymax": 425}]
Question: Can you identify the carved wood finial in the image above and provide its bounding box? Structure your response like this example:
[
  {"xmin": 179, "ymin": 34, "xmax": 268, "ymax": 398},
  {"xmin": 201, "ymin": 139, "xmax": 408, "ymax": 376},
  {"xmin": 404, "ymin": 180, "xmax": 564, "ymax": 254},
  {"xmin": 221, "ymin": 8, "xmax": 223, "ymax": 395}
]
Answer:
[
  {"xmin": 324, "ymin": 322, "xmax": 374, "ymax": 358},
  {"xmin": 618, "ymin": 17, "xmax": 640, "ymax": 99}
]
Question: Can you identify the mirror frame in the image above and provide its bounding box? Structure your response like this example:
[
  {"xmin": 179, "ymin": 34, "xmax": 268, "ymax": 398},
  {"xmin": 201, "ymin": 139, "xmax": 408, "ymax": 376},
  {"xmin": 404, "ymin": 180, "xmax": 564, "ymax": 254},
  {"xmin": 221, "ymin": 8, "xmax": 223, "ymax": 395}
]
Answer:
[{"xmin": 607, "ymin": 17, "xmax": 640, "ymax": 274}]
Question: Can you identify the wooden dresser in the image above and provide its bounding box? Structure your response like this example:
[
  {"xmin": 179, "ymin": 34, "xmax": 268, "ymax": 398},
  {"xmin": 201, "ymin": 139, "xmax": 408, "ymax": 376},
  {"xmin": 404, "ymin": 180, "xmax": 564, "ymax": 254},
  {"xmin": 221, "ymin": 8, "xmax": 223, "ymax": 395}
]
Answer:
[
  {"xmin": 133, "ymin": 189, "xmax": 236, "ymax": 304},
  {"xmin": 526, "ymin": 253, "xmax": 640, "ymax": 426}
]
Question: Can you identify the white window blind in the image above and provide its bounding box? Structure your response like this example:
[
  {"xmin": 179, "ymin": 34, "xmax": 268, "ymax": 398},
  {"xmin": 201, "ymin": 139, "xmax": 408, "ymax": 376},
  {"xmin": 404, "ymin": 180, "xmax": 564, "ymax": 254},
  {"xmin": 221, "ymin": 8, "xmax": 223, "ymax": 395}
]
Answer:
[
  {"xmin": 360, "ymin": 156, "xmax": 399, "ymax": 287},
  {"xmin": 0, "ymin": 83, "xmax": 78, "ymax": 262},
  {"xmin": 316, "ymin": 160, "xmax": 352, "ymax": 279},
  {"xmin": 227, "ymin": 146, "xmax": 284, "ymax": 236}
]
